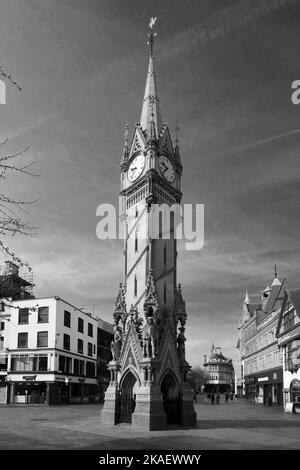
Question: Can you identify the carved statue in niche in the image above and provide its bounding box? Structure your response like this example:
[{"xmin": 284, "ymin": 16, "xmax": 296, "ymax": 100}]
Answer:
[
  {"xmin": 142, "ymin": 316, "xmax": 159, "ymax": 358},
  {"xmin": 110, "ymin": 325, "xmax": 122, "ymax": 361},
  {"xmin": 177, "ymin": 326, "xmax": 186, "ymax": 360}
]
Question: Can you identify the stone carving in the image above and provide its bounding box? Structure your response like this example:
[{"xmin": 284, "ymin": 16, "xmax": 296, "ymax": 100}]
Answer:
[
  {"xmin": 177, "ymin": 326, "xmax": 186, "ymax": 361},
  {"xmin": 113, "ymin": 283, "xmax": 127, "ymax": 328},
  {"xmin": 174, "ymin": 284, "xmax": 187, "ymax": 327},
  {"xmin": 110, "ymin": 325, "xmax": 122, "ymax": 361},
  {"xmin": 142, "ymin": 316, "xmax": 159, "ymax": 358}
]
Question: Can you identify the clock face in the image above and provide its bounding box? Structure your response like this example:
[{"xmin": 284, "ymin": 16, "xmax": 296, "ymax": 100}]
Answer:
[
  {"xmin": 127, "ymin": 154, "xmax": 145, "ymax": 182},
  {"xmin": 158, "ymin": 155, "xmax": 175, "ymax": 183}
]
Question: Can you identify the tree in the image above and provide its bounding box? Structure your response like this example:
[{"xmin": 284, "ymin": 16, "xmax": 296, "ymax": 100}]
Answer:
[
  {"xmin": 0, "ymin": 66, "xmax": 38, "ymax": 266},
  {"xmin": 187, "ymin": 366, "xmax": 209, "ymax": 392}
]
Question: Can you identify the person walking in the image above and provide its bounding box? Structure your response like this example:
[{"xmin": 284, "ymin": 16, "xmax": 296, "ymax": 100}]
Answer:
[
  {"xmin": 224, "ymin": 391, "xmax": 229, "ymax": 404},
  {"xmin": 211, "ymin": 392, "xmax": 215, "ymax": 405},
  {"xmin": 193, "ymin": 389, "xmax": 197, "ymax": 404},
  {"xmin": 268, "ymin": 393, "xmax": 272, "ymax": 406},
  {"xmin": 206, "ymin": 392, "xmax": 211, "ymax": 405},
  {"xmin": 216, "ymin": 392, "xmax": 220, "ymax": 405},
  {"xmin": 229, "ymin": 392, "xmax": 234, "ymax": 403}
]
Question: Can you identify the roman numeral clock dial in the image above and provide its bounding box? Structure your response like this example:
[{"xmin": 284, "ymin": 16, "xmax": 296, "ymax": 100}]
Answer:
[
  {"xmin": 158, "ymin": 155, "xmax": 175, "ymax": 183},
  {"xmin": 127, "ymin": 154, "xmax": 145, "ymax": 182}
]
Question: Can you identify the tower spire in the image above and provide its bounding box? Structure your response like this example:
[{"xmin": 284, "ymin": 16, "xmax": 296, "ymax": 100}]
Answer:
[{"xmin": 140, "ymin": 17, "xmax": 162, "ymax": 138}]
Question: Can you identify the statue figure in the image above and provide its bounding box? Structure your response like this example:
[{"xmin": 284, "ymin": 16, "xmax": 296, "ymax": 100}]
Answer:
[
  {"xmin": 142, "ymin": 316, "xmax": 159, "ymax": 358},
  {"xmin": 110, "ymin": 326, "xmax": 122, "ymax": 361},
  {"xmin": 177, "ymin": 326, "xmax": 186, "ymax": 360}
]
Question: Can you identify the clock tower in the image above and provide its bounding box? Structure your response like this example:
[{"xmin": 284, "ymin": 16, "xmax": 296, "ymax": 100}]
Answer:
[{"xmin": 100, "ymin": 19, "xmax": 196, "ymax": 430}]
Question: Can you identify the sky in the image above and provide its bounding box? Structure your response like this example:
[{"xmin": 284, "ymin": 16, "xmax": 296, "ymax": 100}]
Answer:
[{"xmin": 0, "ymin": 0, "xmax": 300, "ymax": 366}]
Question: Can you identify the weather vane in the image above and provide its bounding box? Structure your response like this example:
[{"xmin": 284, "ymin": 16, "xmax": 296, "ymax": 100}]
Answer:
[
  {"xmin": 147, "ymin": 17, "xmax": 157, "ymax": 57},
  {"xmin": 149, "ymin": 17, "xmax": 157, "ymax": 30}
]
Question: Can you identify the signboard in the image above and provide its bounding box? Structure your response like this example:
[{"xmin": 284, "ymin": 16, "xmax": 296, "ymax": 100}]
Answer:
[
  {"xmin": 258, "ymin": 377, "xmax": 269, "ymax": 382},
  {"xmin": 285, "ymin": 402, "xmax": 294, "ymax": 414},
  {"xmin": 22, "ymin": 375, "xmax": 37, "ymax": 381}
]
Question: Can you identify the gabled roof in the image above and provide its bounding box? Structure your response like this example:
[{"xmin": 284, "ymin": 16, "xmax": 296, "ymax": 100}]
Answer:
[{"xmin": 276, "ymin": 288, "xmax": 300, "ymax": 336}]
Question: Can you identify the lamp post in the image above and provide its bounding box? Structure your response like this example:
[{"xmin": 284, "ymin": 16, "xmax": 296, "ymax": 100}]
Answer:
[{"xmin": 65, "ymin": 377, "xmax": 70, "ymax": 404}]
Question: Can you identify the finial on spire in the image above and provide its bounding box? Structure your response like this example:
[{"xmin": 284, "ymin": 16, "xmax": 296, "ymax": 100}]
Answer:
[
  {"xmin": 147, "ymin": 17, "xmax": 157, "ymax": 58},
  {"xmin": 244, "ymin": 290, "xmax": 250, "ymax": 304},
  {"xmin": 124, "ymin": 122, "xmax": 129, "ymax": 147},
  {"xmin": 274, "ymin": 263, "xmax": 277, "ymax": 278}
]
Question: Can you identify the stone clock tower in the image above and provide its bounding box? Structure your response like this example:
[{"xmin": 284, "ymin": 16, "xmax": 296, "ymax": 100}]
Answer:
[{"xmin": 100, "ymin": 19, "xmax": 196, "ymax": 430}]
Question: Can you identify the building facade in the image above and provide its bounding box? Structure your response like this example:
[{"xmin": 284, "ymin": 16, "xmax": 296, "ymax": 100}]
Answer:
[
  {"xmin": 97, "ymin": 318, "xmax": 114, "ymax": 401},
  {"xmin": 0, "ymin": 296, "xmax": 99, "ymax": 405},
  {"xmin": 276, "ymin": 288, "xmax": 300, "ymax": 407},
  {"xmin": 203, "ymin": 345, "xmax": 234, "ymax": 393},
  {"xmin": 238, "ymin": 274, "xmax": 285, "ymax": 405}
]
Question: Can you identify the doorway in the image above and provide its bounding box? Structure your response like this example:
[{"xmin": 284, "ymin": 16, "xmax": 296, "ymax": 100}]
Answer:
[
  {"xmin": 161, "ymin": 371, "xmax": 180, "ymax": 425},
  {"xmin": 118, "ymin": 370, "xmax": 137, "ymax": 424}
]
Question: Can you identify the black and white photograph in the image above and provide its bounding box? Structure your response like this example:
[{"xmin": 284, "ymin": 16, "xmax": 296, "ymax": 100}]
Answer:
[{"xmin": 0, "ymin": 0, "xmax": 300, "ymax": 458}]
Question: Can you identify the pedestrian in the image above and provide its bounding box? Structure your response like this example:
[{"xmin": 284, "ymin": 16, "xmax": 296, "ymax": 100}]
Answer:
[
  {"xmin": 229, "ymin": 392, "xmax": 233, "ymax": 403},
  {"xmin": 193, "ymin": 389, "xmax": 197, "ymax": 403},
  {"xmin": 216, "ymin": 392, "xmax": 220, "ymax": 405},
  {"xmin": 224, "ymin": 391, "xmax": 229, "ymax": 404},
  {"xmin": 255, "ymin": 393, "xmax": 259, "ymax": 405},
  {"xmin": 268, "ymin": 393, "xmax": 272, "ymax": 406},
  {"xmin": 211, "ymin": 392, "xmax": 215, "ymax": 405},
  {"xmin": 206, "ymin": 392, "xmax": 211, "ymax": 405}
]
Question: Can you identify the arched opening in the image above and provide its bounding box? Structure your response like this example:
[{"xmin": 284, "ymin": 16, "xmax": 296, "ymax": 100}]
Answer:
[
  {"xmin": 118, "ymin": 370, "xmax": 138, "ymax": 424},
  {"xmin": 161, "ymin": 371, "xmax": 181, "ymax": 425},
  {"xmin": 290, "ymin": 379, "xmax": 300, "ymax": 403}
]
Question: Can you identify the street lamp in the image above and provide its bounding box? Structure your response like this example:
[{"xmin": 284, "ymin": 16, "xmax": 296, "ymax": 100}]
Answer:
[{"xmin": 65, "ymin": 377, "xmax": 70, "ymax": 404}]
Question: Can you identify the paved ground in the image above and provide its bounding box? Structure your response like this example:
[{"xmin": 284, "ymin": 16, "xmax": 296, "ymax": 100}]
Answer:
[{"xmin": 0, "ymin": 399, "xmax": 299, "ymax": 450}]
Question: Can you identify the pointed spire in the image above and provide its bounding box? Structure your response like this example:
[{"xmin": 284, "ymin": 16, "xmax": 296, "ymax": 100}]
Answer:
[
  {"xmin": 244, "ymin": 290, "xmax": 250, "ymax": 304},
  {"xmin": 140, "ymin": 18, "xmax": 162, "ymax": 138},
  {"xmin": 174, "ymin": 122, "xmax": 183, "ymax": 170},
  {"xmin": 120, "ymin": 122, "xmax": 129, "ymax": 172},
  {"xmin": 211, "ymin": 342, "xmax": 214, "ymax": 353},
  {"xmin": 272, "ymin": 263, "xmax": 281, "ymax": 287}
]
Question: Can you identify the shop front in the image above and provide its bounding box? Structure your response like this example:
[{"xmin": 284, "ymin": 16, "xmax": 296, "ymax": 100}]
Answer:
[
  {"xmin": 245, "ymin": 369, "xmax": 283, "ymax": 405},
  {"xmin": 8, "ymin": 373, "xmax": 98, "ymax": 405},
  {"xmin": 245, "ymin": 376, "xmax": 256, "ymax": 400}
]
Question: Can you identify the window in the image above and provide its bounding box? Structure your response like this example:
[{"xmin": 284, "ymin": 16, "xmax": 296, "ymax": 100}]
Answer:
[
  {"xmin": 66, "ymin": 357, "xmax": 72, "ymax": 373},
  {"xmin": 58, "ymin": 355, "xmax": 72, "ymax": 373},
  {"xmin": 18, "ymin": 308, "xmax": 29, "ymax": 325},
  {"xmin": 164, "ymin": 243, "xmax": 167, "ymax": 265},
  {"xmin": 74, "ymin": 358, "xmax": 79, "ymax": 375},
  {"xmin": 0, "ymin": 322, "xmax": 4, "ymax": 330},
  {"xmin": 10, "ymin": 354, "xmax": 48, "ymax": 372},
  {"xmin": 88, "ymin": 342, "xmax": 93, "ymax": 357},
  {"xmin": 79, "ymin": 360, "xmax": 85, "ymax": 375},
  {"xmin": 18, "ymin": 332, "xmax": 28, "ymax": 348},
  {"xmin": 37, "ymin": 331, "xmax": 48, "ymax": 348},
  {"xmin": 64, "ymin": 310, "xmax": 71, "ymax": 328},
  {"xmin": 63, "ymin": 334, "xmax": 70, "ymax": 351},
  {"xmin": 164, "ymin": 283, "xmax": 167, "ymax": 304},
  {"xmin": 38, "ymin": 306, "xmax": 49, "ymax": 323},
  {"xmin": 58, "ymin": 355, "xmax": 65, "ymax": 372},
  {"xmin": 77, "ymin": 338, "xmax": 83, "ymax": 354},
  {"xmin": 135, "ymin": 206, "xmax": 138, "ymax": 219},
  {"xmin": 88, "ymin": 323, "xmax": 93, "ymax": 337},
  {"xmin": 86, "ymin": 361, "xmax": 95, "ymax": 377},
  {"xmin": 135, "ymin": 231, "xmax": 138, "ymax": 253},
  {"xmin": 78, "ymin": 318, "xmax": 84, "ymax": 333},
  {"xmin": 134, "ymin": 275, "xmax": 137, "ymax": 297}
]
